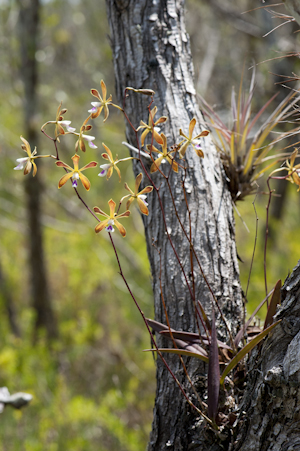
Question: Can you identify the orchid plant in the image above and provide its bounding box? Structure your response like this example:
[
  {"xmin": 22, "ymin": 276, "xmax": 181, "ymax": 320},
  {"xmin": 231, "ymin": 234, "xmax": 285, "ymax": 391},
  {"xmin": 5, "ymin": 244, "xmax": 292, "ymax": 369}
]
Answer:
[{"xmin": 14, "ymin": 77, "xmax": 299, "ymax": 429}]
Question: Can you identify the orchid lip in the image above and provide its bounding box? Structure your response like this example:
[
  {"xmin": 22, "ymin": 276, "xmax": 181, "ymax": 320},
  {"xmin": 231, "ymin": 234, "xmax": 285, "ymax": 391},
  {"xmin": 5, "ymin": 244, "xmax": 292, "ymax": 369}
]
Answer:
[
  {"xmin": 82, "ymin": 134, "xmax": 96, "ymax": 142},
  {"xmin": 88, "ymin": 107, "xmax": 97, "ymax": 113},
  {"xmin": 105, "ymin": 225, "xmax": 114, "ymax": 232},
  {"xmin": 72, "ymin": 180, "xmax": 78, "ymax": 187}
]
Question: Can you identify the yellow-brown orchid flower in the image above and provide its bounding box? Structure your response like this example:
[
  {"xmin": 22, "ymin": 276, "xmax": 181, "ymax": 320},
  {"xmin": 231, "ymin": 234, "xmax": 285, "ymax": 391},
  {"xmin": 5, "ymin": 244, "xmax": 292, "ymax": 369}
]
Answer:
[
  {"xmin": 137, "ymin": 106, "xmax": 168, "ymax": 146},
  {"xmin": 178, "ymin": 118, "xmax": 209, "ymax": 159},
  {"xmin": 98, "ymin": 143, "xmax": 134, "ymax": 182},
  {"xmin": 14, "ymin": 136, "xmax": 51, "ymax": 177},
  {"xmin": 121, "ymin": 173, "xmax": 153, "ymax": 215},
  {"xmin": 89, "ymin": 80, "xmax": 115, "ymax": 122},
  {"xmin": 286, "ymin": 149, "xmax": 300, "ymax": 191},
  {"xmin": 74, "ymin": 117, "xmax": 97, "ymax": 153},
  {"xmin": 147, "ymin": 133, "xmax": 178, "ymax": 173},
  {"xmin": 94, "ymin": 199, "xmax": 130, "ymax": 237},
  {"xmin": 56, "ymin": 154, "xmax": 97, "ymax": 191},
  {"xmin": 41, "ymin": 102, "xmax": 75, "ymax": 140}
]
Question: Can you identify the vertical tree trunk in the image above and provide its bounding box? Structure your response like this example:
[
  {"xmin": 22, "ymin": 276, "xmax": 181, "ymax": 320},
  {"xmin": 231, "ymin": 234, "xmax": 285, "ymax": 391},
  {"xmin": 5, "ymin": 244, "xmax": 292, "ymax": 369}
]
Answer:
[
  {"xmin": 17, "ymin": 0, "xmax": 57, "ymax": 340},
  {"xmin": 105, "ymin": 1, "xmax": 243, "ymax": 449}
]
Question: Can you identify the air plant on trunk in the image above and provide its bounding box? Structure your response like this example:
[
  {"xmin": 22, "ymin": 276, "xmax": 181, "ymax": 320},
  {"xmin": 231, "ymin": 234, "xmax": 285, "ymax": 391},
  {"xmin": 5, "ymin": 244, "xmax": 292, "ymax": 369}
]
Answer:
[{"xmin": 199, "ymin": 69, "xmax": 300, "ymax": 201}]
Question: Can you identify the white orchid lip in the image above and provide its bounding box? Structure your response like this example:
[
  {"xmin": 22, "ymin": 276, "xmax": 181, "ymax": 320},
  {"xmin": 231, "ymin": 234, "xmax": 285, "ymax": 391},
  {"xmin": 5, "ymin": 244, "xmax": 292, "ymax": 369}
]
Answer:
[
  {"xmin": 58, "ymin": 120, "xmax": 76, "ymax": 132},
  {"xmin": 14, "ymin": 158, "xmax": 28, "ymax": 170},
  {"xmin": 98, "ymin": 164, "xmax": 111, "ymax": 177},
  {"xmin": 105, "ymin": 219, "xmax": 115, "ymax": 233},
  {"xmin": 138, "ymin": 194, "xmax": 148, "ymax": 206},
  {"xmin": 82, "ymin": 134, "xmax": 95, "ymax": 142}
]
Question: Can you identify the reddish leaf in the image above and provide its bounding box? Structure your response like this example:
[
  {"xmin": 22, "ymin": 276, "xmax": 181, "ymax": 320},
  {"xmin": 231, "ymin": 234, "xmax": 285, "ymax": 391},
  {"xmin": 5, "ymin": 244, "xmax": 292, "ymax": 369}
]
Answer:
[
  {"xmin": 207, "ymin": 308, "xmax": 220, "ymax": 421},
  {"xmin": 264, "ymin": 280, "xmax": 281, "ymax": 330}
]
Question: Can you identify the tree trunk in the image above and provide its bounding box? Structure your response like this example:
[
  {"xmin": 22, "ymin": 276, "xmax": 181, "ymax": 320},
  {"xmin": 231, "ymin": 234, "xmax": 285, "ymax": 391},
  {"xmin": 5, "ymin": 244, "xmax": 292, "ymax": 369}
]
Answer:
[
  {"xmin": 18, "ymin": 0, "xmax": 57, "ymax": 340},
  {"xmin": 232, "ymin": 261, "xmax": 300, "ymax": 451},
  {"xmin": 105, "ymin": 1, "xmax": 243, "ymax": 449}
]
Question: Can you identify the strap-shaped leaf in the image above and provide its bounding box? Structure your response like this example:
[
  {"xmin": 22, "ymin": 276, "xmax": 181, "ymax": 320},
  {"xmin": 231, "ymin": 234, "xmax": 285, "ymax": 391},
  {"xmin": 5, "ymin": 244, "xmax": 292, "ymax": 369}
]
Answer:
[
  {"xmin": 144, "ymin": 348, "xmax": 209, "ymax": 363},
  {"xmin": 207, "ymin": 309, "xmax": 220, "ymax": 420},
  {"xmin": 264, "ymin": 280, "xmax": 281, "ymax": 329},
  {"xmin": 160, "ymin": 330, "xmax": 232, "ymax": 350},
  {"xmin": 220, "ymin": 320, "xmax": 281, "ymax": 385},
  {"xmin": 234, "ymin": 287, "xmax": 274, "ymax": 348}
]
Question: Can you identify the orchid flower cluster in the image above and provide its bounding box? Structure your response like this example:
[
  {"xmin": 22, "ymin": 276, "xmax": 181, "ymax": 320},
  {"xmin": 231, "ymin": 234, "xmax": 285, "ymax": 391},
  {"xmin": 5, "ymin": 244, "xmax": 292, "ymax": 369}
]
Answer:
[
  {"xmin": 14, "ymin": 80, "xmax": 211, "ymax": 238},
  {"xmin": 14, "ymin": 80, "xmax": 295, "ymax": 428}
]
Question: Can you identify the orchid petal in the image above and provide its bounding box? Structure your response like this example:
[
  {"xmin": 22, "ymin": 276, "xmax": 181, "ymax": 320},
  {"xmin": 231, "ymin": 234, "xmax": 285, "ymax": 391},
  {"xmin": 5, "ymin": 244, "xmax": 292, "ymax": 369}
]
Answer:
[
  {"xmin": 135, "ymin": 173, "xmax": 143, "ymax": 193},
  {"xmin": 58, "ymin": 172, "xmax": 73, "ymax": 188},
  {"xmin": 150, "ymin": 155, "xmax": 164, "ymax": 173},
  {"xmin": 78, "ymin": 172, "xmax": 91, "ymax": 190},
  {"xmin": 108, "ymin": 199, "xmax": 116, "ymax": 217},
  {"xmin": 102, "ymin": 144, "xmax": 113, "ymax": 160},
  {"xmin": 137, "ymin": 196, "xmax": 149, "ymax": 215},
  {"xmin": 95, "ymin": 219, "xmax": 110, "ymax": 233},
  {"xmin": 94, "ymin": 206, "xmax": 108, "ymax": 217},
  {"xmin": 189, "ymin": 118, "xmax": 196, "ymax": 138},
  {"xmin": 81, "ymin": 161, "xmax": 98, "ymax": 171},
  {"xmin": 113, "ymin": 219, "xmax": 127, "ymax": 237}
]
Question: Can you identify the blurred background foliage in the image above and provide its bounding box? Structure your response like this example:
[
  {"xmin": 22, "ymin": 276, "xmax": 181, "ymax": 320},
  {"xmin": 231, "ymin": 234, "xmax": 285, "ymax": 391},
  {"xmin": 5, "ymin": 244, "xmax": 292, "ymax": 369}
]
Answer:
[{"xmin": 0, "ymin": 0, "xmax": 300, "ymax": 449}]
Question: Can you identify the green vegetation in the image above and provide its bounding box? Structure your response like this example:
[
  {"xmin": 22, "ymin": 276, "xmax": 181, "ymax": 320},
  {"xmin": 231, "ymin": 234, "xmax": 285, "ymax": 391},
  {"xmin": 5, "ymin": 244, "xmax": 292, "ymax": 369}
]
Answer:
[{"xmin": 1, "ymin": 0, "xmax": 300, "ymax": 448}]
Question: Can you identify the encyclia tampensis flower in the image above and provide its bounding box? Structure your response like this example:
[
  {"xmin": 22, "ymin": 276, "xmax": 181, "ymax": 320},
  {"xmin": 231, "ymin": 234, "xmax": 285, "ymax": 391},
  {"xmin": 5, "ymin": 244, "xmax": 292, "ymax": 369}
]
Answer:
[
  {"xmin": 137, "ymin": 106, "xmax": 167, "ymax": 146},
  {"xmin": 94, "ymin": 199, "xmax": 130, "ymax": 237},
  {"xmin": 147, "ymin": 133, "xmax": 178, "ymax": 173},
  {"xmin": 14, "ymin": 136, "xmax": 51, "ymax": 177},
  {"xmin": 41, "ymin": 102, "xmax": 75, "ymax": 140},
  {"xmin": 121, "ymin": 173, "xmax": 153, "ymax": 216},
  {"xmin": 56, "ymin": 154, "xmax": 97, "ymax": 191},
  {"xmin": 89, "ymin": 80, "xmax": 115, "ymax": 122},
  {"xmin": 285, "ymin": 149, "xmax": 300, "ymax": 191},
  {"xmin": 178, "ymin": 117, "xmax": 209, "ymax": 159},
  {"xmin": 98, "ymin": 143, "xmax": 133, "ymax": 182}
]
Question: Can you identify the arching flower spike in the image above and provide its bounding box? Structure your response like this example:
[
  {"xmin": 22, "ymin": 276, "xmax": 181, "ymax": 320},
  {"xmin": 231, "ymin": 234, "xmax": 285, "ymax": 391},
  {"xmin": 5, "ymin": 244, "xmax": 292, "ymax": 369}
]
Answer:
[
  {"xmin": 56, "ymin": 154, "xmax": 97, "ymax": 190},
  {"xmin": 94, "ymin": 199, "xmax": 130, "ymax": 237}
]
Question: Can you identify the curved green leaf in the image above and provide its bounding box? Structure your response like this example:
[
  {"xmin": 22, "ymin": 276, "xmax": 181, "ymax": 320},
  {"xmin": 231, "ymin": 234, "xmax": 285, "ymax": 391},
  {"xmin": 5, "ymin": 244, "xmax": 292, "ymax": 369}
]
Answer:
[{"xmin": 220, "ymin": 320, "xmax": 281, "ymax": 386}]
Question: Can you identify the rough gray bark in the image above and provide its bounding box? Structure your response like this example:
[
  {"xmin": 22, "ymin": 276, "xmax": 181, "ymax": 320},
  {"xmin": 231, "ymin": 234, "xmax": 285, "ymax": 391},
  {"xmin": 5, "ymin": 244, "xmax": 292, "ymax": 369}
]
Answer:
[
  {"xmin": 18, "ymin": 0, "xmax": 57, "ymax": 340},
  {"xmin": 105, "ymin": 0, "xmax": 243, "ymax": 449},
  {"xmin": 232, "ymin": 262, "xmax": 300, "ymax": 451}
]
